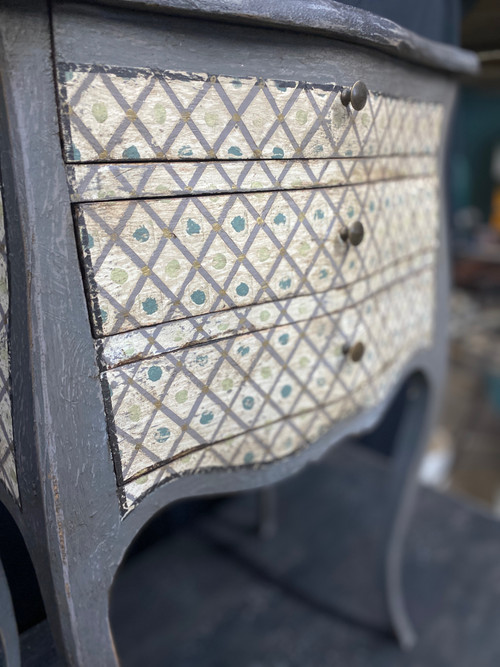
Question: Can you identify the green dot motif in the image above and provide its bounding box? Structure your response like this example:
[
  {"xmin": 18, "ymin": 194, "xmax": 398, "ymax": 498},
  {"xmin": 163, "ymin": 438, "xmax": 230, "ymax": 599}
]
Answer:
[
  {"xmin": 111, "ymin": 268, "xmax": 128, "ymax": 285},
  {"xmin": 176, "ymin": 389, "xmax": 188, "ymax": 404}
]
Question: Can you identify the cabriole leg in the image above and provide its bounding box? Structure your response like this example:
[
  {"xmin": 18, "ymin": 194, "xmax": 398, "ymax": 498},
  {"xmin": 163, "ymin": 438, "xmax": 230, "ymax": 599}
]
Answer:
[{"xmin": 0, "ymin": 557, "xmax": 20, "ymax": 667}]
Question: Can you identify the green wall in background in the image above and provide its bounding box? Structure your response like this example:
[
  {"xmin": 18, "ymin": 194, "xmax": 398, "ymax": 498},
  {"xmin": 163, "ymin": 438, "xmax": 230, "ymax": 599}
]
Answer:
[{"xmin": 452, "ymin": 86, "xmax": 500, "ymax": 222}]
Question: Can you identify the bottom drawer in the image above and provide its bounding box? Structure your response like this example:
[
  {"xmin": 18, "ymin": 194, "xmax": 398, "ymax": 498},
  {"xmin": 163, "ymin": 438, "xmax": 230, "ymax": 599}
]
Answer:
[{"xmin": 100, "ymin": 258, "xmax": 436, "ymax": 511}]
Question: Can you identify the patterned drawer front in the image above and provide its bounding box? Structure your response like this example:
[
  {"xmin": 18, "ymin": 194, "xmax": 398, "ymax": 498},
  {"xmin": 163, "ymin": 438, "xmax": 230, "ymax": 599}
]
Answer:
[
  {"xmin": 57, "ymin": 65, "xmax": 443, "ymax": 163},
  {"xmin": 77, "ymin": 176, "xmax": 439, "ymax": 337},
  {"xmin": 59, "ymin": 62, "xmax": 444, "ymax": 511},
  {"xmin": 67, "ymin": 154, "xmax": 437, "ymax": 203},
  {"xmin": 107, "ymin": 261, "xmax": 436, "ymax": 510}
]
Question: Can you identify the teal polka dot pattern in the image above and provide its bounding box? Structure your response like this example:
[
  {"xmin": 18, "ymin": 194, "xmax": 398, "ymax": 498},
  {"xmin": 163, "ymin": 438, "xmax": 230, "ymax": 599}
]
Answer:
[
  {"xmin": 231, "ymin": 215, "xmax": 245, "ymax": 232},
  {"xmin": 178, "ymin": 146, "xmax": 193, "ymax": 158},
  {"xmin": 186, "ymin": 218, "xmax": 200, "ymax": 235},
  {"xmin": 142, "ymin": 297, "xmax": 158, "ymax": 315},
  {"xmin": 200, "ymin": 411, "xmax": 214, "ymax": 425},
  {"xmin": 62, "ymin": 65, "xmax": 444, "ymax": 166},
  {"xmin": 62, "ymin": 66, "xmax": 443, "ymax": 511},
  {"xmin": 104, "ymin": 263, "xmax": 438, "ymax": 509},
  {"xmin": 133, "ymin": 226, "xmax": 150, "ymax": 242},
  {"xmin": 236, "ymin": 282, "xmax": 249, "ymax": 297},
  {"xmin": 77, "ymin": 176, "xmax": 439, "ymax": 337},
  {"xmin": 122, "ymin": 145, "xmax": 140, "ymax": 160},
  {"xmin": 191, "ymin": 290, "xmax": 206, "ymax": 306},
  {"xmin": 154, "ymin": 427, "xmax": 170, "ymax": 443},
  {"xmin": 148, "ymin": 366, "xmax": 162, "ymax": 382}
]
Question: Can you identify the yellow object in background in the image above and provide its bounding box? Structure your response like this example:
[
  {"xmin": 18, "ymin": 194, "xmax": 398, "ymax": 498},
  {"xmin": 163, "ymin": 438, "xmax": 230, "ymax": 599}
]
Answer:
[
  {"xmin": 491, "ymin": 187, "xmax": 500, "ymax": 232},
  {"xmin": 490, "ymin": 144, "xmax": 500, "ymax": 232}
]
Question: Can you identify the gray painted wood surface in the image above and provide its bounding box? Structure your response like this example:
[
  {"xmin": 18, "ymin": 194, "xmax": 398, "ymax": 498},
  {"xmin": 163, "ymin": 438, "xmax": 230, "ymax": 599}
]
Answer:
[
  {"xmin": 0, "ymin": 0, "xmax": 465, "ymax": 664},
  {"xmin": 73, "ymin": 0, "xmax": 480, "ymax": 75}
]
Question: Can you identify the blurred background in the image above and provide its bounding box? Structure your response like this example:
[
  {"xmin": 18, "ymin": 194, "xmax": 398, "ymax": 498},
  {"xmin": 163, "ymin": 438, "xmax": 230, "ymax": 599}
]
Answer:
[{"xmin": 418, "ymin": 0, "xmax": 500, "ymax": 512}]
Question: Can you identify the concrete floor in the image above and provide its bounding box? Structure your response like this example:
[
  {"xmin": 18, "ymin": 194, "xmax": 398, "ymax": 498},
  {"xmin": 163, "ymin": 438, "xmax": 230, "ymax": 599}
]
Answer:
[{"xmin": 18, "ymin": 444, "xmax": 500, "ymax": 667}]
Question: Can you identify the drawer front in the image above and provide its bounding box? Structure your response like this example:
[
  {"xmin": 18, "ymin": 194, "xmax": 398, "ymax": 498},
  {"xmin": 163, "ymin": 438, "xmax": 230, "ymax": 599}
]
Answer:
[
  {"xmin": 99, "ymin": 250, "xmax": 433, "ymax": 370},
  {"xmin": 57, "ymin": 60, "xmax": 444, "ymax": 511},
  {"xmin": 109, "ymin": 263, "xmax": 435, "ymax": 510},
  {"xmin": 77, "ymin": 176, "xmax": 439, "ymax": 337},
  {"xmin": 57, "ymin": 65, "xmax": 443, "ymax": 163},
  {"xmin": 67, "ymin": 155, "xmax": 437, "ymax": 203}
]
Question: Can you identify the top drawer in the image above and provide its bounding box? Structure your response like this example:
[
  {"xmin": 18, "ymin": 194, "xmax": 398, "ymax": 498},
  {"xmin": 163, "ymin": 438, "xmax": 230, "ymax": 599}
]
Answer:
[{"xmin": 57, "ymin": 64, "xmax": 444, "ymax": 163}]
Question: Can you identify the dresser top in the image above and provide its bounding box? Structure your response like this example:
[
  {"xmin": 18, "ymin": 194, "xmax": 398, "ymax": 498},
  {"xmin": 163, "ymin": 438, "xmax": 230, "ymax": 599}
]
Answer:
[{"xmin": 77, "ymin": 0, "xmax": 480, "ymax": 75}]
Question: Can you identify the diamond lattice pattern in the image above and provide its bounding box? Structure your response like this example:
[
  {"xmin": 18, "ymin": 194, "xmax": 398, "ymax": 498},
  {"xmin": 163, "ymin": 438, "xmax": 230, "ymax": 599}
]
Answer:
[
  {"xmin": 58, "ymin": 65, "xmax": 443, "ymax": 163},
  {"xmin": 77, "ymin": 177, "xmax": 439, "ymax": 337},
  {"xmin": 109, "ymin": 263, "xmax": 435, "ymax": 509},
  {"xmin": 67, "ymin": 155, "xmax": 437, "ymax": 202}
]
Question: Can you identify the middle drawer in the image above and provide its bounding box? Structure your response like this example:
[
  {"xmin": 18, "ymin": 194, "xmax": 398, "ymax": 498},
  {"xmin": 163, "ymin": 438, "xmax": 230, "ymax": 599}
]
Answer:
[{"xmin": 76, "ymin": 175, "xmax": 439, "ymax": 338}]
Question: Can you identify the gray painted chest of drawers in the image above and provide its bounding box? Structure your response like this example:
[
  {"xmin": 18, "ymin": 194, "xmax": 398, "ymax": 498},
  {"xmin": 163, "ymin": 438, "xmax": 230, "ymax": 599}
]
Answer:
[{"xmin": 0, "ymin": 1, "xmax": 478, "ymax": 665}]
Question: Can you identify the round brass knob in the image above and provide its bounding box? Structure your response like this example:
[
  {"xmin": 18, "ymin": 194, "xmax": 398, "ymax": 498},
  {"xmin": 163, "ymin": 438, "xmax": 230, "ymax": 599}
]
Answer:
[
  {"xmin": 348, "ymin": 220, "xmax": 364, "ymax": 246},
  {"xmin": 340, "ymin": 81, "xmax": 368, "ymax": 111},
  {"xmin": 339, "ymin": 221, "xmax": 364, "ymax": 246},
  {"xmin": 342, "ymin": 341, "xmax": 365, "ymax": 363},
  {"xmin": 340, "ymin": 87, "xmax": 351, "ymax": 106},
  {"xmin": 351, "ymin": 81, "xmax": 368, "ymax": 110}
]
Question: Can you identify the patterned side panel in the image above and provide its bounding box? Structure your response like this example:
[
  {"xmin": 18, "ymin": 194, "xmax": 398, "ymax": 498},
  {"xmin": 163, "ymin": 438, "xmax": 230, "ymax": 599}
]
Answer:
[
  {"xmin": 67, "ymin": 155, "xmax": 438, "ymax": 202},
  {"xmin": 77, "ymin": 177, "xmax": 439, "ymax": 336},
  {"xmin": 0, "ymin": 189, "xmax": 18, "ymax": 502},
  {"xmin": 57, "ymin": 65, "xmax": 444, "ymax": 163},
  {"xmin": 118, "ymin": 264, "xmax": 435, "ymax": 510}
]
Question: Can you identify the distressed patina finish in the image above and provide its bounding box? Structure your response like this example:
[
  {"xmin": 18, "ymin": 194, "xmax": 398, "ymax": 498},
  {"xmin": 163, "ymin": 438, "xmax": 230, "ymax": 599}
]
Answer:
[
  {"xmin": 58, "ymin": 65, "xmax": 444, "ymax": 163},
  {"xmin": 62, "ymin": 65, "xmax": 442, "ymax": 509},
  {"xmin": 0, "ymin": 183, "xmax": 17, "ymax": 502},
  {"xmin": 0, "ymin": 1, "xmax": 478, "ymax": 665}
]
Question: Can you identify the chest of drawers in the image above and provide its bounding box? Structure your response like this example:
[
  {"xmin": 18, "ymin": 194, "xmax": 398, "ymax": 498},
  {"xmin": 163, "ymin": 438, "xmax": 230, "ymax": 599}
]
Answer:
[{"xmin": 0, "ymin": 1, "xmax": 478, "ymax": 665}]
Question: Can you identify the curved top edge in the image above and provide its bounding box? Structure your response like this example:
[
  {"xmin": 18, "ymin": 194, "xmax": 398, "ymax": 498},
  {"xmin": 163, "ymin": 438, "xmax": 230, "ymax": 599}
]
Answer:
[{"xmin": 79, "ymin": 0, "xmax": 480, "ymax": 75}]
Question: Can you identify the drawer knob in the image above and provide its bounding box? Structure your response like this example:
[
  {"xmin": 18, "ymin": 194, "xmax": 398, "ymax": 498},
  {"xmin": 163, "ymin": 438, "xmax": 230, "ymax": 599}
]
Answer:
[
  {"xmin": 339, "ymin": 220, "xmax": 364, "ymax": 246},
  {"xmin": 340, "ymin": 80, "xmax": 369, "ymax": 111},
  {"xmin": 342, "ymin": 341, "xmax": 365, "ymax": 363}
]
